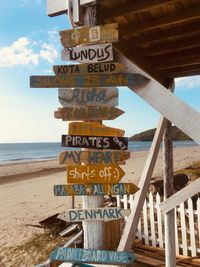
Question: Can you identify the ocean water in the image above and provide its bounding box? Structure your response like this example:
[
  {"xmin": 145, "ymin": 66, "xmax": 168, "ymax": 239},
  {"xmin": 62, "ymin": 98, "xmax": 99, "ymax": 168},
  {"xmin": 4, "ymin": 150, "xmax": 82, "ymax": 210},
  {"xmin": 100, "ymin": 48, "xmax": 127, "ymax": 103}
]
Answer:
[{"xmin": 0, "ymin": 141, "xmax": 197, "ymax": 164}]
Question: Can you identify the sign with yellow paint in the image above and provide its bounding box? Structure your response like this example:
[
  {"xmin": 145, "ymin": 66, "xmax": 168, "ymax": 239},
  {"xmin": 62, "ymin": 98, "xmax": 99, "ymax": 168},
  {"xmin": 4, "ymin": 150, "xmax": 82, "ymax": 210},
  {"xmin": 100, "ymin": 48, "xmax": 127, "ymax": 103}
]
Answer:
[
  {"xmin": 67, "ymin": 164, "xmax": 125, "ymax": 184},
  {"xmin": 59, "ymin": 23, "xmax": 118, "ymax": 48},
  {"xmin": 68, "ymin": 122, "xmax": 125, "ymax": 137},
  {"xmin": 59, "ymin": 150, "xmax": 130, "ymax": 165},
  {"xmin": 53, "ymin": 62, "xmax": 124, "ymax": 75}
]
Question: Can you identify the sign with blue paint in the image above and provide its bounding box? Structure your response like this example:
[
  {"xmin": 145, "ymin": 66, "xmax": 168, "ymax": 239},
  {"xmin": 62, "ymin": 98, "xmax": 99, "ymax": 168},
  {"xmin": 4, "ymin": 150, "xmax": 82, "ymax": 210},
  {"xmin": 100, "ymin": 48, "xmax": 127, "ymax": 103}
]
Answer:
[
  {"xmin": 61, "ymin": 135, "xmax": 128, "ymax": 150},
  {"xmin": 59, "ymin": 150, "xmax": 130, "ymax": 165},
  {"xmin": 30, "ymin": 73, "xmax": 149, "ymax": 88},
  {"xmin": 50, "ymin": 247, "xmax": 136, "ymax": 264},
  {"xmin": 58, "ymin": 207, "xmax": 131, "ymax": 222},
  {"xmin": 54, "ymin": 183, "xmax": 139, "ymax": 196}
]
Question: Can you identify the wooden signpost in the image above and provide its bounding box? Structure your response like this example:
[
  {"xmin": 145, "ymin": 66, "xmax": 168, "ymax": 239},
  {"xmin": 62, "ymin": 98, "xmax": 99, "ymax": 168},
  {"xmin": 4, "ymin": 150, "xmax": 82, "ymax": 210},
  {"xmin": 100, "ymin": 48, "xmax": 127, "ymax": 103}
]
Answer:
[
  {"xmin": 61, "ymin": 43, "xmax": 113, "ymax": 63},
  {"xmin": 67, "ymin": 164, "xmax": 125, "ymax": 184},
  {"xmin": 61, "ymin": 135, "xmax": 128, "ymax": 150},
  {"xmin": 30, "ymin": 73, "xmax": 149, "ymax": 88},
  {"xmin": 60, "ymin": 23, "xmax": 118, "ymax": 48},
  {"xmin": 58, "ymin": 88, "xmax": 118, "ymax": 107},
  {"xmin": 54, "ymin": 183, "xmax": 139, "ymax": 196},
  {"xmin": 68, "ymin": 122, "xmax": 125, "ymax": 137},
  {"xmin": 59, "ymin": 150, "xmax": 130, "ymax": 165},
  {"xmin": 53, "ymin": 62, "xmax": 124, "ymax": 75},
  {"xmin": 54, "ymin": 107, "xmax": 124, "ymax": 121},
  {"xmin": 50, "ymin": 247, "xmax": 136, "ymax": 264},
  {"xmin": 58, "ymin": 207, "xmax": 130, "ymax": 222}
]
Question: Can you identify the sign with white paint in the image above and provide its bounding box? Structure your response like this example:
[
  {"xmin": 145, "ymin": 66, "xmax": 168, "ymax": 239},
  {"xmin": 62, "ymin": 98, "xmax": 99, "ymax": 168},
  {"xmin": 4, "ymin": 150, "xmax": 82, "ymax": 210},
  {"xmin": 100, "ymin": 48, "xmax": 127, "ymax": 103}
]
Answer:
[
  {"xmin": 58, "ymin": 207, "xmax": 131, "ymax": 222},
  {"xmin": 59, "ymin": 150, "xmax": 130, "ymax": 165},
  {"xmin": 53, "ymin": 62, "xmax": 124, "ymax": 75},
  {"xmin": 61, "ymin": 43, "xmax": 113, "ymax": 63},
  {"xmin": 50, "ymin": 247, "xmax": 136, "ymax": 264},
  {"xmin": 60, "ymin": 23, "xmax": 118, "ymax": 48},
  {"xmin": 54, "ymin": 106, "xmax": 124, "ymax": 121},
  {"xmin": 58, "ymin": 88, "xmax": 118, "ymax": 107},
  {"xmin": 68, "ymin": 122, "xmax": 125, "ymax": 137},
  {"xmin": 67, "ymin": 164, "xmax": 125, "ymax": 184},
  {"xmin": 30, "ymin": 73, "xmax": 149, "ymax": 88},
  {"xmin": 61, "ymin": 135, "xmax": 128, "ymax": 150},
  {"xmin": 54, "ymin": 183, "xmax": 139, "ymax": 196}
]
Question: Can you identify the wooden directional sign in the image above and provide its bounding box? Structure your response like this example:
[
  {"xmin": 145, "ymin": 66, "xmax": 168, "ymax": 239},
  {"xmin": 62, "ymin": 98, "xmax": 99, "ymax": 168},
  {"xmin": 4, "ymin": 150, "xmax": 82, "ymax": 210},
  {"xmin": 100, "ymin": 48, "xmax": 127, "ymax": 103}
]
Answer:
[
  {"xmin": 30, "ymin": 73, "xmax": 149, "ymax": 88},
  {"xmin": 54, "ymin": 183, "xmax": 139, "ymax": 196},
  {"xmin": 58, "ymin": 88, "xmax": 118, "ymax": 107},
  {"xmin": 53, "ymin": 62, "xmax": 124, "ymax": 75},
  {"xmin": 68, "ymin": 122, "xmax": 125, "ymax": 137},
  {"xmin": 61, "ymin": 43, "xmax": 113, "ymax": 63},
  {"xmin": 60, "ymin": 23, "xmax": 118, "ymax": 48},
  {"xmin": 50, "ymin": 247, "xmax": 136, "ymax": 264},
  {"xmin": 54, "ymin": 107, "xmax": 124, "ymax": 121},
  {"xmin": 58, "ymin": 207, "xmax": 130, "ymax": 222},
  {"xmin": 67, "ymin": 164, "xmax": 125, "ymax": 184},
  {"xmin": 59, "ymin": 150, "xmax": 130, "ymax": 165},
  {"xmin": 62, "ymin": 135, "xmax": 128, "ymax": 150}
]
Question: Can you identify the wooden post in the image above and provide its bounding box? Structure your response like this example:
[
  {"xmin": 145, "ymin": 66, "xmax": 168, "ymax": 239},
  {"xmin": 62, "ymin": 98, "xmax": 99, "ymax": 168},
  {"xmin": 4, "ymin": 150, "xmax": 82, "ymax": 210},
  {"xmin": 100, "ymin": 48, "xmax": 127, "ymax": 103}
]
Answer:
[
  {"xmin": 163, "ymin": 118, "xmax": 176, "ymax": 267},
  {"xmin": 81, "ymin": 2, "xmax": 105, "ymax": 249}
]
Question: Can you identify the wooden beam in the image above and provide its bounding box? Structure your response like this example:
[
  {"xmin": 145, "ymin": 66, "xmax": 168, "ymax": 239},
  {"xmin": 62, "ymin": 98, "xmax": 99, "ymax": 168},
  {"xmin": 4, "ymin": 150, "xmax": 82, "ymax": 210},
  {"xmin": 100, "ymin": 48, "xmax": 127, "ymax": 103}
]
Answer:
[
  {"xmin": 101, "ymin": 0, "xmax": 176, "ymax": 20},
  {"xmin": 113, "ymin": 45, "xmax": 168, "ymax": 86},
  {"xmin": 142, "ymin": 35, "xmax": 200, "ymax": 56},
  {"xmin": 127, "ymin": 21, "xmax": 200, "ymax": 46},
  {"xmin": 120, "ymin": 5, "xmax": 200, "ymax": 36},
  {"xmin": 163, "ymin": 118, "xmax": 176, "ymax": 267},
  {"xmin": 115, "ymin": 50, "xmax": 200, "ymax": 145},
  {"xmin": 159, "ymin": 177, "xmax": 200, "ymax": 214},
  {"xmin": 118, "ymin": 116, "xmax": 167, "ymax": 251}
]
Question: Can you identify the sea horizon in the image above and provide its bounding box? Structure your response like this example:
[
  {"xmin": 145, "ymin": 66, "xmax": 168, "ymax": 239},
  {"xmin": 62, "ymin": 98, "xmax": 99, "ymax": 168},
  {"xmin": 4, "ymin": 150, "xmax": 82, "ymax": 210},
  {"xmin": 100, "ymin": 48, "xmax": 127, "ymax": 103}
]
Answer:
[{"xmin": 0, "ymin": 140, "xmax": 198, "ymax": 164}]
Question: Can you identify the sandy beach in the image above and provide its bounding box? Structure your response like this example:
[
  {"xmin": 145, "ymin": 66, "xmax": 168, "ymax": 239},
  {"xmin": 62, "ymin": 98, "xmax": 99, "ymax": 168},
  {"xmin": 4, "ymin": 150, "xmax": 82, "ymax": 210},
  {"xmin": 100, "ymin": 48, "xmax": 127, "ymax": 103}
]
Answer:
[{"xmin": 0, "ymin": 145, "xmax": 200, "ymax": 266}]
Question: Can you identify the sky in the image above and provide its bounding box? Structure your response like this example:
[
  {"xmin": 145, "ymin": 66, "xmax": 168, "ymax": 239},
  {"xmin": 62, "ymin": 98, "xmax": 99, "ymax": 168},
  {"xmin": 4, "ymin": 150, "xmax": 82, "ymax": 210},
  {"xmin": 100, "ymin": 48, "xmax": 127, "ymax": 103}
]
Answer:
[{"xmin": 0, "ymin": 1, "xmax": 200, "ymax": 143}]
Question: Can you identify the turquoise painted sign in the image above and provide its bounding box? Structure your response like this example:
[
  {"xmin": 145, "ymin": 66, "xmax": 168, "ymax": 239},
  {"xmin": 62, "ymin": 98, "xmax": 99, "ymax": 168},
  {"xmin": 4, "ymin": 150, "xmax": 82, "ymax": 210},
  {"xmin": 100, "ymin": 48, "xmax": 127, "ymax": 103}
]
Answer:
[
  {"xmin": 30, "ymin": 73, "xmax": 149, "ymax": 88},
  {"xmin": 50, "ymin": 247, "xmax": 136, "ymax": 264},
  {"xmin": 54, "ymin": 183, "xmax": 139, "ymax": 196},
  {"xmin": 72, "ymin": 263, "xmax": 94, "ymax": 267}
]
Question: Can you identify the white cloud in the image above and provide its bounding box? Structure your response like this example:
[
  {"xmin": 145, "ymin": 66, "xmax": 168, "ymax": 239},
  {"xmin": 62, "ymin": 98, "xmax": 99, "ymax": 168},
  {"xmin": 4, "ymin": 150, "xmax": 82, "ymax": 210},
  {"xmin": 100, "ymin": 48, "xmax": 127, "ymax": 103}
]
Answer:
[
  {"xmin": 0, "ymin": 37, "xmax": 58, "ymax": 67},
  {"xmin": 175, "ymin": 76, "xmax": 200, "ymax": 90}
]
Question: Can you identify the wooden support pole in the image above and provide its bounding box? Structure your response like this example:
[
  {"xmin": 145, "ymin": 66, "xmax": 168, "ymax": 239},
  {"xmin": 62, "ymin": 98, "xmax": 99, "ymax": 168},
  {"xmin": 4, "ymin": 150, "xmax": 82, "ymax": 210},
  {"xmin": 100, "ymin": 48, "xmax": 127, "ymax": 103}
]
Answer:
[
  {"xmin": 163, "ymin": 118, "xmax": 176, "ymax": 267},
  {"xmin": 81, "ymin": 3, "xmax": 105, "ymax": 250}
]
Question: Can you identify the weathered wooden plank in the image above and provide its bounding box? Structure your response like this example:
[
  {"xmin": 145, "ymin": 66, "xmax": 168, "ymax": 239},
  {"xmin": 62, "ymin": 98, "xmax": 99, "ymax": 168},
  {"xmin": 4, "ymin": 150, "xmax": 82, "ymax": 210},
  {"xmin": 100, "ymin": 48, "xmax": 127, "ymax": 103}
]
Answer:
[
  {"xmin": 68, "ymin": 122, "xmax": 124, "ymax": 137},
  {"xmin": 67, "ymin": 164, "xmax": 125, "ymax": 184},
  {"xmin": 58, "ymin": 88, "xmax": 118, "ymax": 107},
  {"xmin": 47, "ymin": 0, "xmax": 96, "ymax": 17},
  {"xmin": 54, "ymin": 183, "xmax": 139, "ymax": 196},
  {"xmin": 50, "ymin": 247, "xmax": 136, "ymax": 264},
  {"xmin": 61, "ymin": 135, "xmax": 128, "ymax": 150},
  {"xmin": 60, "ymin": 23, "xmax": 118, "ymax": 48},
  {"xmin": 62, "ymin": 43, "xmax": 113, "ymax": 63},
  {"xmin": 58, "ymin": 207, "xmax": 130, "ymax": 222},
  {"xmin": 30, "ymin": 73, "xmax": 149, "ymax": 88},
  {"xmin": 53, "ymin": 62, "xmax": 124, "ymax": 75},
  {"xmin": 54, "ymin": 107, "xmax": 124, "ymax": 121},
  {"xmin": 116, "ymin": 50, "xmax": 200, "ymax": 145},
  {"xmin": 59, "ymin": 150, "xmax": 130, "ymax": 165},
  {"xmin": 47, "ymin": 0, "xmax": 68, "ymax": 16},
  {"xmin": 159, "ymin": 177, "xmax": 200, "ymax": 214}
]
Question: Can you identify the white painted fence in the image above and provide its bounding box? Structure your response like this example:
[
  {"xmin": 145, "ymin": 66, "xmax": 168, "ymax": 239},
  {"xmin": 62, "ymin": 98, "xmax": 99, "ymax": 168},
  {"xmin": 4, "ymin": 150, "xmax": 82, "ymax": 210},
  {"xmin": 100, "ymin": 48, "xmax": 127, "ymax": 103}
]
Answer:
[{"xmin": 117, "ymin": 192, "xmax": 200, "ymax": 257}]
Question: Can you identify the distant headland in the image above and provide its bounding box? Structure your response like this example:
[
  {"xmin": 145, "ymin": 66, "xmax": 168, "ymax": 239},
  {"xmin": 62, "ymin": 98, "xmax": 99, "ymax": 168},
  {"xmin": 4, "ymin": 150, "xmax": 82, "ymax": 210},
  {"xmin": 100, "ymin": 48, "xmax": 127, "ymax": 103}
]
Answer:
[{"xmin": 130, "ymin": 126, "xmax": 191, "ymax": 141}]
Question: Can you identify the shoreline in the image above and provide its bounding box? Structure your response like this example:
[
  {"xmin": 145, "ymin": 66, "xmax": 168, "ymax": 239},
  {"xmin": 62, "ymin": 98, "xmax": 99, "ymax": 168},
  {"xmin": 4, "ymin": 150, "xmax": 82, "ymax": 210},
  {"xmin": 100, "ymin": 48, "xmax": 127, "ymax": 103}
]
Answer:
[{"xmin": 0, "ymin": 145, "xmax": 200, "ymax": 249}]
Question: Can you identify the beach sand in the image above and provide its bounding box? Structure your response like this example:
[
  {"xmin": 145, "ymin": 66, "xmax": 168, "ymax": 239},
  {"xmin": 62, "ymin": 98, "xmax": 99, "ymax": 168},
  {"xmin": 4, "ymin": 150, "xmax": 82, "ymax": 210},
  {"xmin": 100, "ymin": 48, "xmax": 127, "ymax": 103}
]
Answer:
[{"xmin": 0, "ymin": 145, "xmax": 200, "ymax": 265}]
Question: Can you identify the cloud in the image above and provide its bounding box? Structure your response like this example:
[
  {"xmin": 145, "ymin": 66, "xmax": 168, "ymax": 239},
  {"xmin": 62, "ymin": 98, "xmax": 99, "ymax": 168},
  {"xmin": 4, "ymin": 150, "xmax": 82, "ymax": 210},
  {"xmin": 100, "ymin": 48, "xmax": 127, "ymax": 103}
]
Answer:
[
  {"xmin": 0, "ymin": 37, "xmax": 58, "ymax": 67},
  {"xmin": 175, "ymin": 76, "xmax": 200, "ymax": 91}
]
